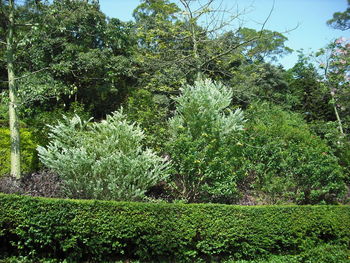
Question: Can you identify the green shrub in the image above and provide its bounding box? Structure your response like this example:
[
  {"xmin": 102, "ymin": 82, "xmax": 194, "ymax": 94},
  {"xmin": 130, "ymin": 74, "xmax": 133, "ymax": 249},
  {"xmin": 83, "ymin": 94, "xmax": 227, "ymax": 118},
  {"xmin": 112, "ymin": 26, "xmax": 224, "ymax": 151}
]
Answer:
[
  {"xmin": 37, "ymin": 110, "xmax": 169, "ymax": 201},
  {"xmin": 227, "ymin": 245, "xmax": 350, "ymax": 262},
  {"xmin": 166, "ymin": 83, "xmax": 346, "ymax": 204},
  {"xmin": 0, "ymin": 194, "xmax": 349, "ymax": 262},
  {"xmin": 166, "ymin": 79, "xmax": 245, "ymax": 202},
  {"xmin": 125, "ymin": 89, "xmax": 170, "ymax": 153},
  {"xmin": 0, "ymin": 128, "xmax": 39, "ymax": 176},
  {"xmin": 309, "ymin": 120, "xmax": 350, "ymax": 185},
  {"xmin": 23, "ymin": 102, "xmax": 91, "ymax": 148},
  {"xmin": 237, "ymin": 103, "xmax": 346, "ymax": 204},
  {"xmin": 297, "ymin": 243, "xmax": 350, "ymax": 263}
]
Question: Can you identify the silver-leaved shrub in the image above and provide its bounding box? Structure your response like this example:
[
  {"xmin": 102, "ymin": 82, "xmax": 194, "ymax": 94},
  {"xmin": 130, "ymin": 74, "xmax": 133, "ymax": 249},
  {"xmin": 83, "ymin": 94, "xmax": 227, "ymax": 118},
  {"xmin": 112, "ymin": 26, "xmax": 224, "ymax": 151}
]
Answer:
[
  {"xmin": 37, "ymin": 110, "xmax": 169, "ymax": 201},
  {"xmin": 167, "ymin": 79, "xmax": 245, "ymax": 203}
]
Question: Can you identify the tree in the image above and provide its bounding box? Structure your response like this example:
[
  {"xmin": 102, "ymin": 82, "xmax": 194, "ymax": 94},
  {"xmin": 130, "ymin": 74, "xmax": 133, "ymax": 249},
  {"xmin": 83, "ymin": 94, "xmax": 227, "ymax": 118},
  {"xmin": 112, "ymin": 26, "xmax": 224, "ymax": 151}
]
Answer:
[
  {"xmin": 287, "ymin": 52, "xmax": 333, "ymax": 121},
  {"xmin": 1, "ymin": 0, "xmax": 78, "ymax": 178},
  {"xmin": 177, "ymin": 0, "xmax": 282, "ymax": 80},
  {"xmin": 15, "ymin": 0, "xmax": 136, "ymax": 118},
  {"xmin": 317, "ymin": 38, "xmax": 350, "ymax": 135},
  {"xmin": 234, "ymin": 27, "xmax": 292, "ymax": 62},
  {"xmin": 2, "ymin": 0, "xmax": 21, "ymax": 178},
  {"xmin": 133, "ymin": 0, "xmax": 188, "ymax": 91},
  {"xmin": 327, "ymin": 0, "xmax": 350, "ymax": 31},
  {"xmin": 133, "ymin": 0, "xmax": 279, "ymax": 87}
]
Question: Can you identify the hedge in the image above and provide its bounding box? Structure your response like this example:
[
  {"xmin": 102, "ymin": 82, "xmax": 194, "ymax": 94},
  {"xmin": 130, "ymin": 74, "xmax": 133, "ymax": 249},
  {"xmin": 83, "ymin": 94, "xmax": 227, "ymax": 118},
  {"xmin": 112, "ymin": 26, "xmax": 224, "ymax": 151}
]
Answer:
[{"xmin": 0, "ymin": 194, "xmax": 349, "ymax": 262}]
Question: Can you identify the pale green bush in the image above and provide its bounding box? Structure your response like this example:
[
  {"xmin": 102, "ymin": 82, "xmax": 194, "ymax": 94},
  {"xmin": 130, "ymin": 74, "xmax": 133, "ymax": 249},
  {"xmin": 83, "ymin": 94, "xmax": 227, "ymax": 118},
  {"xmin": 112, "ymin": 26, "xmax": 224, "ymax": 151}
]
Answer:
[
  {"xmin": 38, "ymin": 110, "xmax": 168, "ymax": 201},
  {"xmin": 166, "ymin": 79, "xmax": 245, "ymax": 202}
]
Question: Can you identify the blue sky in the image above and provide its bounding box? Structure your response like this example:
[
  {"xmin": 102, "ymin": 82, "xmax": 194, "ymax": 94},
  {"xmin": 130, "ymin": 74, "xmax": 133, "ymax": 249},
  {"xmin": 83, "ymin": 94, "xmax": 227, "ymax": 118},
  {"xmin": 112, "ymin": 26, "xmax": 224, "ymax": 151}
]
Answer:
[{"xmin": 99, "ymin": 0, "xmax": 350, "ymax": 69}]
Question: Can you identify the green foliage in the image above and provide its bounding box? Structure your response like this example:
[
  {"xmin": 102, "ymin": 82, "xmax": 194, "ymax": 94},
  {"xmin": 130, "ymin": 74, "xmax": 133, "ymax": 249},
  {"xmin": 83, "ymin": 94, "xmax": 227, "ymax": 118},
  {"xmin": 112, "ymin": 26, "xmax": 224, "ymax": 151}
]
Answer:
[
  {"xmin": 287, "ymin": 53, "xmax": 333, "ymax": 121},
  {"xmin": 125, "ymin": 89, "xmax": 170, "ymax": 152},
  {"xmin": 310, "ymin": 120, "xmax": 350, "ymax": 185},
  {"xmin": 228, "ymin": 244, "xmax": 350, "ymax": 262},
  {"xmin": 296, "ymin": 243, "xmax": 350, "ymax": 263},
  {"xmin": 23, "ymin": 102, "xmax": 90, "ymax": 148},
  {"xmin": 327, "ymin": 0, "xmax": 350, "ymax": 30},
  {"xmin": 167, "ymin": 79, "xmax": 245, "ymax": 202},
  {"xmin": 0, "ymin": 194, "xmax": 349, "ymax": 262},
  {"xmin": 0, "ymin": 257, "xmax": 62, "ymax": 263},
  {"xmin": 133, "ymin": 0, "xmax": 189, "ymax": 91},
  {"xmin": 0, "ymin": 128, "xmax": 39, "ymax": 176},
  {"xmin": 236, "ymin": 28, "xmax": 293, "ymax": 62},
  {"xmin": 37, "ymin": 110, "xmax": 169, "ymax": 201},
  {"xmin": 16, "ymin": 72, "xmax": 72, "ymax": 111},
  {"xmin": 226, "ymin": 62, "xmax": 294, "ymax": 108},
  {"xmin": 237, "ymin": 103, "xmax": 346, "ymax": 204},
  {"xmin": 14, "ymin": 0, "xmax": 136, "ymax": 119}
]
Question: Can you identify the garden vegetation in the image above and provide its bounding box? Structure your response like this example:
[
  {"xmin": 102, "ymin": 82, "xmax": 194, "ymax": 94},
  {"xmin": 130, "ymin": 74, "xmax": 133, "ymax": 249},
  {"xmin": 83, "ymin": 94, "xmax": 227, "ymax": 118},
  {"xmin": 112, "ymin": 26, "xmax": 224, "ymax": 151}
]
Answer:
[{"xmin": 0, "ymin": 0, "xmax": 349, "ymax": 262}]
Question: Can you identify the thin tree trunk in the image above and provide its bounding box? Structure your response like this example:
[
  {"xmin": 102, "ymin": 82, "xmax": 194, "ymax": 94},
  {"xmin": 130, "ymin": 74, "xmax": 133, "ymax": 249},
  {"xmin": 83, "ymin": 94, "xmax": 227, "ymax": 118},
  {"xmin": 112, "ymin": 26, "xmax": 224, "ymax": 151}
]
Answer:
[
  {"xmin": 6, "ymin": 0, "xmax": 21, "ymax": 178},
  {"xmin": 191, "ymin": 25, "xmax": 202, "ymax": 80},
  {"xmin": 324, "ymin": 59, "xmax": 344, "ymax": 136},
  {"xmin": 331, "ymin": 94, "xmax": 344, "ymax": 135}
]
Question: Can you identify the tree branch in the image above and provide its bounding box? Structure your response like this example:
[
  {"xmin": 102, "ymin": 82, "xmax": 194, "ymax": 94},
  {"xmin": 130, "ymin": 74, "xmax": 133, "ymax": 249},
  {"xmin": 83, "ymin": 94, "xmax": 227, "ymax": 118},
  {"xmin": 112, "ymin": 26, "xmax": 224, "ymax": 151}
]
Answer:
[
  {"xmin": 200, "ymin": 0, "xmax": 276, "ymax": 69},
  {"xmin": 200, "ymin": 36, "xmax": 259, "ymax": 69}
]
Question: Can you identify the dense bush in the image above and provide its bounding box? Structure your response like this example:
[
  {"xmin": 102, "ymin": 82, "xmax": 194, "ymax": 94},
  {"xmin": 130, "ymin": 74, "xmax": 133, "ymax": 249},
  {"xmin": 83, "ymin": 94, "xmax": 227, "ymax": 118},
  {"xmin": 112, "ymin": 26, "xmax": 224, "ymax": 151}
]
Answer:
[
  {"xmin": 310, "ymin": 120, "xmax": 350, "ymax": 184},
  {"xmin": 166, "ymin": 79, "xmax": 245, "ymax": 203},
  {"xmin": 165, "ymin": 81, "xmax": 346, "ymax": 205},
  {"xmin": 0, "ymin": 128, "xmax": 39, "ymax": 176},
  {"xmin": 37, "ymin": 110, "xmax": 169, "ymax": 201},
  {"xmin": 237, "ymin": 103, "xmax": 346, "ymax": 204},
  {"xmin": 125, "ymin": 89, "xmax": 170, "ymax": 152},
  {"xmin": 0, "ymin": 194, "xmax": 349, "ymax": 262}
]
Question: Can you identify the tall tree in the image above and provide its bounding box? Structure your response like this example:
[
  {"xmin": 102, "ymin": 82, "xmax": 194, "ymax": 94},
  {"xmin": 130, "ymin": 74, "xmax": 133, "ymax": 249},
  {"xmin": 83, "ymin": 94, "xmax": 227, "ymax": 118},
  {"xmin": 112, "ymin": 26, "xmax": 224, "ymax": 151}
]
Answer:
[
  {"xmin": 287, "ymin": 53, "xmax": 333, "ymax": 121},
  {"xmin": 1, "ymin": 0, "xmax": 66, "ymax": 178},
  {"xmin": 317, "ymin": 38, "xmax": 350, "ymax": 135},
  {"xmin": 177, "ymin": 0, "xmax": 279, "ymax": 79},
  {"xmin": 133, "ymin": 0, "xmax": 279, "ymax": 87},
  {"xmin": 9, "ymin": 0, "xmax": 136, "ymax": 118},
  {"xmin": 133, "ymin": 0, "xmax": 188, "ymax": 91},
  {"xmin": 2, "ymin": 0, "xmax": 20, "ymax": 178}
]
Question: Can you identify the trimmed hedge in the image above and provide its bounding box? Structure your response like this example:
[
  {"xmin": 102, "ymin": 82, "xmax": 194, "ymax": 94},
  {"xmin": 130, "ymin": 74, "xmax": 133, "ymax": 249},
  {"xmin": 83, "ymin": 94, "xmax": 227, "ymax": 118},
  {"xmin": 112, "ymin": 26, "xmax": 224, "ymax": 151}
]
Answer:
[{"xmin": 0, "ymin": 194, "xmax": 349, "ymax": 262}]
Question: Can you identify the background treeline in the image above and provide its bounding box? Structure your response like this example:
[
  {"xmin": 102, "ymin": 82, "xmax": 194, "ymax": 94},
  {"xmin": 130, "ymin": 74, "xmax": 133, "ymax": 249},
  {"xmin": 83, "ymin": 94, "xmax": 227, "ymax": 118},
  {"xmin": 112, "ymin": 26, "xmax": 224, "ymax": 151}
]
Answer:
[{"xmin": 0, "ymin": 0, "xmax": 349, "ymax": 205}]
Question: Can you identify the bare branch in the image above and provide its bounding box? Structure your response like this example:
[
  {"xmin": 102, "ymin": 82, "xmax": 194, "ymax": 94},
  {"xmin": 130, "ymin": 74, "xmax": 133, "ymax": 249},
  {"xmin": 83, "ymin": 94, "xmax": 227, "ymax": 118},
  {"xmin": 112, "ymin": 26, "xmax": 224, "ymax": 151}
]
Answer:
[
  {"xmin": 200, "ymin": 0, "xmax": 278, "ymax": 69},
  {"xmin": 200, "ymin": 35, "xmax": 259, "ymax": 68},
  {"xmin": 258, "ymin": 0, "xmax": 275, "ymax": 35}
]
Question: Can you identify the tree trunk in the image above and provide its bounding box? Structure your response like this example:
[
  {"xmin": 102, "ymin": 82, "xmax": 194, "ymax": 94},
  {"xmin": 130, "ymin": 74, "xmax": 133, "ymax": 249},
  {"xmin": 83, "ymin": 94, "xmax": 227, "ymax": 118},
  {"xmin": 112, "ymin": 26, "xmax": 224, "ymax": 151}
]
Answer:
[
  {"xmin": 191, "ymin": 24, "xmax": 202, "ymax": 80},
  {"xmin": 6, "ymin": 0, "xmax": 21, "ymax": 178},
  {"xmin": 331, "ymin": 94, "xmax": 344, "ymax": 135}
]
